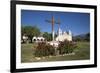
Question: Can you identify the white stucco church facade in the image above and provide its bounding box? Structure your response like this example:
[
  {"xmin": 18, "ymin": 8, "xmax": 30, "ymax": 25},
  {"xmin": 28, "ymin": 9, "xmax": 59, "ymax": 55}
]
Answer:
[{"xmin": 56, "ymin": 28, "xmax": 72, "ymax": 42}]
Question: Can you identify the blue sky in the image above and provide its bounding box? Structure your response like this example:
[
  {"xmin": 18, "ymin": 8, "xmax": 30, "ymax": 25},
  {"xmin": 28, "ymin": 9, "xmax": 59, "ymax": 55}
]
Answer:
[{"xmin": 21, "ymin": 10, "xmax": 90, "ymax": 36}]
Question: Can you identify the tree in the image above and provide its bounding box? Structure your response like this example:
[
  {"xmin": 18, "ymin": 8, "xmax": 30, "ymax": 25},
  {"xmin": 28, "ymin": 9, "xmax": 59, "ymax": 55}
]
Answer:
[
  {"xmin": 43, "ymin": 32, "xmax": 52, "ymax": 41},
  {"xmin": 21, "ymin": 26, "xmax": 40, "ymax": 43},
  {"xmin": 84, "ymin": 33, "xmax": 90, "ymax": 41},
  {"xmin": 21, "ymin": 26, "xmax": 24, "ymax": 43}
]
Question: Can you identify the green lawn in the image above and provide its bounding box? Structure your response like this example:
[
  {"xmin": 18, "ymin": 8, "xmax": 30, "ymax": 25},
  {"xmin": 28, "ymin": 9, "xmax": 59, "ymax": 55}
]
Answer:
[{"xmin": 21, "ymin": 41, "xmax": 90, "ymax": 63}]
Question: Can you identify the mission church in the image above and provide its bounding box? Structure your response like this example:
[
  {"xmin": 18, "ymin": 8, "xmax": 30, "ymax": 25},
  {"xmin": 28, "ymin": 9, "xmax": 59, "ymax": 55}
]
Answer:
[
  {"xmin": 32, "ymin": 28, "xmax": 72, "ymax": 42},
  {"xmin": 56, "ymin": 28, "xmax": 72, "ymax": 42}
]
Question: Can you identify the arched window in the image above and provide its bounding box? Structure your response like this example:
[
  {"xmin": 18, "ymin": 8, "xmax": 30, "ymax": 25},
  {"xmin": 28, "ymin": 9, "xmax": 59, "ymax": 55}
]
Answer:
[
  {"xmin": 41, "ymin": 39, "xmax": 43, "ymax": 41},
  {"xmin": 37, "ymin": 39, "xmax": 39, "ymax": 41},
  {"xmin": 34, "ymin": 39, "xmax": 36, "ymax": 41}
]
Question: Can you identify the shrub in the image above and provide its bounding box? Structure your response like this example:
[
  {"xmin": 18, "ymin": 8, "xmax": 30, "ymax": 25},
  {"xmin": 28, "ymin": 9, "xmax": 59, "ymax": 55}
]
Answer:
[
  {"xmin": 57, "ymin": 40, "xmax": 77, "ymax": 54},
  {"xmin": 34, "ymin": 42, "xmax": 55, "ymax": 57}
]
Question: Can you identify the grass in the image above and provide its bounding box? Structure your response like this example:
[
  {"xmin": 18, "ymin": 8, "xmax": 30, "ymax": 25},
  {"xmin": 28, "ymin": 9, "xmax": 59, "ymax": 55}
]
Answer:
[
  {"xmin": 21, "ymin": 41, "xmax": 90, "ymax": 63},
  {"xmin": 21, "ymin": 43, "xmax": 37, "ymax": 62}
]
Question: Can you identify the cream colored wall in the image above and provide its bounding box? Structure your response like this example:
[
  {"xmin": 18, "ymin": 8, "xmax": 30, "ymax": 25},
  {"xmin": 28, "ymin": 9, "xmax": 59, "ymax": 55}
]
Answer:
[{"xmin": 56, "ymin": 33, "xmax": 72, "ymax": 41}]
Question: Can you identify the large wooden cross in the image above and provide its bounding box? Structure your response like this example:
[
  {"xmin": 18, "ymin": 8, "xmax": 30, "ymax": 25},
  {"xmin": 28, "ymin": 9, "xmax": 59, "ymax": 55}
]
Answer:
[{"xmin": 46, "ymin": 15, "xmax": 60, "ymax": 41}]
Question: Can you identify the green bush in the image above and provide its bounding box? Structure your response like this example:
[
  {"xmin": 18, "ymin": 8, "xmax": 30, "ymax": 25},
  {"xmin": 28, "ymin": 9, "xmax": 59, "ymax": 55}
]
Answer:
[
  {"xmin": 34, "ymin": 40, "xmax": 77, "ymax": 57},
  {"xmin": 57, "ymin": 40, "xmax": 77, "ymax": 54},
  {"xmin": 34, "ymin": 42, "xmax": 55, "ymax": 57}
]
